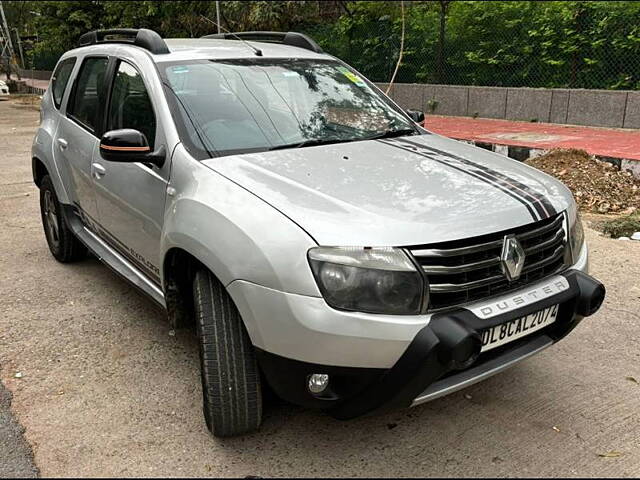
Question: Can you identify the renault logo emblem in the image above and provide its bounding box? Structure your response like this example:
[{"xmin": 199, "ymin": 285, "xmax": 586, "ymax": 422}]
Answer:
[{"xmin": 500, "ymin": 234, "xmax": 526, "ymax": 281}]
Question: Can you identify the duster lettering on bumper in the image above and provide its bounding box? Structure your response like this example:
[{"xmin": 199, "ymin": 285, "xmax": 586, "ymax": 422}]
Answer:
[{"xmin": 467, "ymin": 275, "xmax": 570, "ymax": 319}]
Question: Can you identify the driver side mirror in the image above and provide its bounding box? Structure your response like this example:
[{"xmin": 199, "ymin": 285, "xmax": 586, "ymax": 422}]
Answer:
[
  {"xmin": 406, "ymin": 109, "xmax": 425, "ymax": 124},
  {"xmin": 99, "ymin": 129, "xmax": 165, "ymax": 167}
]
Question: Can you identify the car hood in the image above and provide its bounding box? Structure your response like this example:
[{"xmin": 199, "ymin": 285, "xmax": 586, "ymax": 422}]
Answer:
[{"xmin": 202, "ymin": 134, "xmax": 572, "ymax": 246}]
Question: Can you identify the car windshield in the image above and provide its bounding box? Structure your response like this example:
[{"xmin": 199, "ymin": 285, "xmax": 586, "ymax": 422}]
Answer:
[{"xmin": 160, "ymin": 58, "xmax": 417, "ymax": 158}]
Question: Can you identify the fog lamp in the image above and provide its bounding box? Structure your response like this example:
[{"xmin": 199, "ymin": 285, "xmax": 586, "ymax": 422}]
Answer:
[{"xmin": 308, "ymin": 374, "xmax": 330, "ymax": 394}]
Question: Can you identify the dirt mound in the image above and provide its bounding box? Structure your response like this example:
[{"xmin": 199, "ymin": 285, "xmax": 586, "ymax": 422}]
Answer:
[{"xmin": 526, "ymin": 149, "xmax": 640, "ymax": 214}]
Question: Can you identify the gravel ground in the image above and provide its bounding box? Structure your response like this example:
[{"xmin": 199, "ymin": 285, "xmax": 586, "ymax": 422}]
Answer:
[{"xmin": 1, "ymin": 101, "xmax": 639, "ymax": 477}]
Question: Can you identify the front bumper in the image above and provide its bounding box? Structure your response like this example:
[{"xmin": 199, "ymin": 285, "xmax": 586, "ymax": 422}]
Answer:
[
  {"xmin": 229, "ymin": 241, "xmax": 603, "ymax": 418},
  {"xmin": 253, "ymin": 268, "xmax": 604, "ymax": 419},
  {"xmin": 257, "ymin": 270, "xmax": 605, "ymax": 419}
]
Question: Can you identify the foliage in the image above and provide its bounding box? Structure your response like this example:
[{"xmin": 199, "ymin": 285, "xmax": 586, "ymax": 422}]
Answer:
[
  {"xmin": 601, "ymin": 213, "xmax": 640, "ymax": 239},
  {"xmin": 306, "ymin": 1, "xmax": 640, "ymax": 89},
  {"xmin": 4, "ymin": 1, "xmax": 338, "ymax": 69},
  {"xmin": 443, "ymin": 1, "xmax": 640, "ymax": 88},
  {"xmin": 4, "ymin": 1, "xmax": 640, "ymax": 89}
]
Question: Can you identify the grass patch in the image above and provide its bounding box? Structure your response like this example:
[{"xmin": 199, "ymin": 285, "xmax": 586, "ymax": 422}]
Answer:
[{"xmin": 600, "ymin": 213, "xmax": 640, "ymax": 238}]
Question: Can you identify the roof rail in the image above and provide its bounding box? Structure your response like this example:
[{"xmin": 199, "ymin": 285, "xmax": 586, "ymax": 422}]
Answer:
[
  {"xmin": 202, "ymin": 31, "xmax": 323, "ymax": 54},
  {"xmin": 78, "ymin": 28, "xmax": 170, "ymax": 55}
]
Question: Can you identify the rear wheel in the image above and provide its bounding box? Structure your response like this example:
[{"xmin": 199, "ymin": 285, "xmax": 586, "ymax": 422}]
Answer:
[
  {"xmin": 193, "ymin": 269, "xmax": 263, "ymax": 437},
  {"xmin": 39, "ymin": 175, "xmax": 85, "ymax": 262}
]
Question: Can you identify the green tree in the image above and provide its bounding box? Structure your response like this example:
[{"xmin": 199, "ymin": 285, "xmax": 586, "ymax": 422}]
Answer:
[{"xmin": 4, "ymin": 0, "xmax": 640, "ymax": 89}]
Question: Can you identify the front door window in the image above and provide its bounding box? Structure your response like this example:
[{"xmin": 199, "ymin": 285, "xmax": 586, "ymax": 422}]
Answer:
[{"xmin": 107, "ymin": 61, "xmax": 156, "ymax": 148}]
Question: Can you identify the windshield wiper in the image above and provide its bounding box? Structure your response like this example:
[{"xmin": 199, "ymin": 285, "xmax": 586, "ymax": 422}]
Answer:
[
  {"xmin": 268, "ymin": 128, "xmax": 418, "ymax": 152},
  {"xmin": 268, "ymin": 137, "xmax": 350, "ymax": 151},
  {"xmin": 363, "ymin": 128, "xmax": 418, "ymax": 141}
]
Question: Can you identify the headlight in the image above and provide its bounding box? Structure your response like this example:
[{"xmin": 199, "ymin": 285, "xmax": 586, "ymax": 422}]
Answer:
[
  {"xmin": 308, "ymin": 247, "xmax": 426, "ymax": 315},
  {"xmin": 566, "ymin": 207, "xmax": 585, "ymax": 264}
]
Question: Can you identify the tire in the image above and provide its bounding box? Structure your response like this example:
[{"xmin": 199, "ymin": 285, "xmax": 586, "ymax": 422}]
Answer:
[
  {"xmin": 39, "ymin": 175, "xmax": 86, "ymax": 263},
  {"xmin": 193, "ymin": 269, "xmax": 263, "ymax": 437}
]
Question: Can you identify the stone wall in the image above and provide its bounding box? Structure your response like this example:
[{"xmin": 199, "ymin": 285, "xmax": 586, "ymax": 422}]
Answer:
[{"xmin": 378, "ymin": 83, "xmax": 640, "ymax": 129}]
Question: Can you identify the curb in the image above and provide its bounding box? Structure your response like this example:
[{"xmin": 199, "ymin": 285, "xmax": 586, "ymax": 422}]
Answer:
[{"xmin": 454, "ymin": 138, "xmax": 640, "ymax": 179}]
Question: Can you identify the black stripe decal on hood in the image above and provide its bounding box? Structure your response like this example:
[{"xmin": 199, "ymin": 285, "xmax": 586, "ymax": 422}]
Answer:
[
  {"xmin": 395, "ymin": 137, "xmax": 556, "ymax": 219},
  {"xmin": 378, "ymin": 138, "xmax": 540, "ymax": 221}
]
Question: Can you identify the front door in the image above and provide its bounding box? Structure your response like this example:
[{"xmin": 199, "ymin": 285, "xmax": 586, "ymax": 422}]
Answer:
[{"xmin": 92, "ymin": 59, "xmax": 169, "ymax": 285}]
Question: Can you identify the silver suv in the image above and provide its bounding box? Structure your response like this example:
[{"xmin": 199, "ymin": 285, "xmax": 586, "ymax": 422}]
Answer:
[{"xmin": 33, "ymin": 29, "xmax": 605, "ymax": 437}]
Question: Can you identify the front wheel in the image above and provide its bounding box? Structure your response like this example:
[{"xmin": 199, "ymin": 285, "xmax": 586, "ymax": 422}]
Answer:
[{"xmin": 193, "ymin": 269, "xmax": 263, "ymax": 437}]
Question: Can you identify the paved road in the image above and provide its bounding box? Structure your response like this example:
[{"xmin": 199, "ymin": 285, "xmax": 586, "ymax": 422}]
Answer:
[
  {"xmin": 0, "ymin": 386, "xmax": 38, "ymax": 478},
  {"xmin": 0, "ymin": 100, "xmax": 639, "ymax": 477}
]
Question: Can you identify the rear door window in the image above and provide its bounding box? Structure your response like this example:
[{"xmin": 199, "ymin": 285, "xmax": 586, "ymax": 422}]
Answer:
[
  {"xmin": 67, "ymin": 57, "xmax": 109, "ymax": 133},
  {"xmin": 51, "ymin": 57, "xmax": 76, "ymax": 109}
]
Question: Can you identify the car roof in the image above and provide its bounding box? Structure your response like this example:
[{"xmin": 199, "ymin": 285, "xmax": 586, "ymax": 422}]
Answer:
[
  {"xmin": 65, "ymin": 38, "xmax": 335, "ymax": 63},
  {"xmin": 163, "ymin": 38, "xmax": 335, "ymax": 62}
]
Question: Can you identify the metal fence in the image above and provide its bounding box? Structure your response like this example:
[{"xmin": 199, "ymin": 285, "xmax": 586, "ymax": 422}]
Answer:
[
  {"xmin": 8, "ymin": 1, "xmax": 640, "ymax": 92},
  {"xmin": 300, "ymin": 1, "xmax": 640, "ymax": 91}
]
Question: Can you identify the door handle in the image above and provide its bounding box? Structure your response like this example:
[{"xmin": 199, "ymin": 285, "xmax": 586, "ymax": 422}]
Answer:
[
  {"xmin": 91, "ymin": 162, "xmax": 106, "ymax": 179},
  {"xmin": 57, "ymin": 138, "xmax": 68, "ymax": 150}
]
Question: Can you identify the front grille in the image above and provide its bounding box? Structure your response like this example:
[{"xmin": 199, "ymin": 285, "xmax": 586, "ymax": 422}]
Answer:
[{"xmin": 408, "ymin": 214, "xmax": 569, "ymax": 311}]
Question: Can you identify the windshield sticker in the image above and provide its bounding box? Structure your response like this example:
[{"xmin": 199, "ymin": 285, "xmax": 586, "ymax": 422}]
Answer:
[
  {"xmin": 338, "ymin": 67, "xmax": 366, "ymax": 87},
  {"xmin": 171, "ymin": 66, "xmax": 190, "ymax": 74}
]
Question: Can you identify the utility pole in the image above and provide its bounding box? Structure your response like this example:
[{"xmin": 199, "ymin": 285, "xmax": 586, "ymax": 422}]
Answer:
[
  {"xmin": 0, "ymin": 1, "xmax": 14, "ymax": 55},
  {"xmin": 436, "ymin": 0, "xmax": 450, "ymax": 84},
  {"xmin": 0, "ymin": 0, "xmax": 16, "ymax": 80},
  {"xmin": 215, "ymin": 1, "xmax": 221, "ymax": 34},
  {"xmin": 14, "ymin": 28, "xmax": 24, "ymax": 68}
]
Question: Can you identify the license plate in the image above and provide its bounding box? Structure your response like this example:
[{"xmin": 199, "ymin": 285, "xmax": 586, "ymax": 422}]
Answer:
[{"xmin": 480, "ymin": 304, "xmax": 559, "ymax": 352}]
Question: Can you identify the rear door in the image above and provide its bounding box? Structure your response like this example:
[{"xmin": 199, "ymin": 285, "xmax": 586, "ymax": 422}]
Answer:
[
  {"xmin": 41, "ymin": 56, "xmax": 76, "ymax": 198},
  {"xmin": 91, "ymin": 59, "xmax": 169, "ymax": 284},
  {"xmin": 54, "ymin": 56, "xmax": 110, "ymax": 227}
]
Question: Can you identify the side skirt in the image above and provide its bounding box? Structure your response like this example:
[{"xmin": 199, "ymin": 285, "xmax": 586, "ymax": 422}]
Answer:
[{"xmin": 60, "ymin": 203, "xmax": 166, "ymax": 309}]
